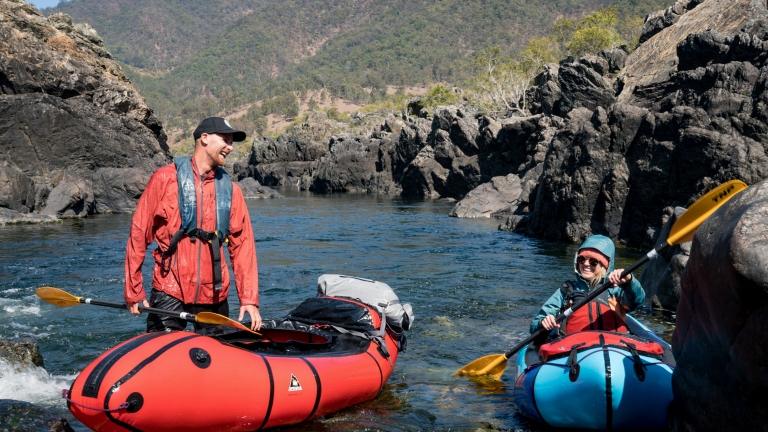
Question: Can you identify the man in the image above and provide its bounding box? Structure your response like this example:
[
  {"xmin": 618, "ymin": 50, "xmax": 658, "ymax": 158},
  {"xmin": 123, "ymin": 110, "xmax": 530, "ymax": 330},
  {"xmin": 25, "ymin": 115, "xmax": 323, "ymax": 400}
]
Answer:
[{"xmin": 124, "ymin": 117, "xmax": 261, "ymax": 331}]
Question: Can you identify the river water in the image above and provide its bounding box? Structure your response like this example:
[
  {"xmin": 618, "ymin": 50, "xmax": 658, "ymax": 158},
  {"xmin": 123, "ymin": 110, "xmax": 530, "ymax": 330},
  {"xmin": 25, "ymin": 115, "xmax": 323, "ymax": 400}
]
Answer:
[{"xmin": 0, "ymin": 189, "xmax": 674, "ymax": 431}]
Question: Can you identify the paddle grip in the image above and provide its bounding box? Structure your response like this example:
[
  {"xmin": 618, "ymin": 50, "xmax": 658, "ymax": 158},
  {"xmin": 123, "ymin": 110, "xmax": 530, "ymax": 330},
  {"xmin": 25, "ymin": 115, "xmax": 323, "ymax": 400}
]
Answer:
[
  {"xmin": 81, "ymin": 298, "xmax": 197, "ymax": 321},
  {"xmin": 503, "ymin": 243, "xmax": 669, "ymax": 359}
]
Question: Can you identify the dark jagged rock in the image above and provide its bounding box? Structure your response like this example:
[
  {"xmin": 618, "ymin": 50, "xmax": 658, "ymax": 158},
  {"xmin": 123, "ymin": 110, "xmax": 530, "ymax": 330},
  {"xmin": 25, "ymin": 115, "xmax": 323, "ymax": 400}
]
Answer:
[
  {"xmin": 637, "ymin": 0, "xmax": 702, "ymax": 44},
  {"xmin": 0, "ymin": 336, "xmax": 44, "ymax": 369},
  {"xmin": 430, "ymin": 106, "xmax": 480, "ymax": 156},
  {"xmin": 0, "ymin": 0, "xmax": 170, "ymax": 223},
  {"xmin": 236, "ymin": 178, "xmax": 283, "ymax": 199},
  {"xmin": 312, "ymin": 134, "xmax": 400, "ymax": 194},
  {"xmin": 618, "ymin": 0, "xmax": 762, "ymax": 105},
  {"xmin": 638, "ymin": 206, "xmax": 691, "ymax": 309},
  {"xmin": 598, "ymin": 48, "xmax": 628, "ymax": 74},
  {"xmin": 556, "ymin": 57, "xmax": 617, "ymax": 116},
  {"xmin": 672, "ymin": 178, "xmax": 768, "ymax": 432},
  {"xmin": 528, "ymin": 63, "xmax": 561, "ymax": 116},
  {"xmin": 0, "ymin": 400, "xmax": 74, "ymax": 432},
  {"xmin": 524, "ymin": 106, "xmax": 631, "ymax": 242}
]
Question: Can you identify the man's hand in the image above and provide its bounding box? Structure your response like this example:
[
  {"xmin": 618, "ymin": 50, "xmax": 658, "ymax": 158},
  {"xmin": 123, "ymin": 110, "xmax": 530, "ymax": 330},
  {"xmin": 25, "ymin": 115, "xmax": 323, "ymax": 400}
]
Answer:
[
  {"xmin": 127, "ymin": 300, "xmax": 149, "ymax": 315},
  {"xmin": 239, "ymin": 305, "xmax": 262, "ymax": 330}
]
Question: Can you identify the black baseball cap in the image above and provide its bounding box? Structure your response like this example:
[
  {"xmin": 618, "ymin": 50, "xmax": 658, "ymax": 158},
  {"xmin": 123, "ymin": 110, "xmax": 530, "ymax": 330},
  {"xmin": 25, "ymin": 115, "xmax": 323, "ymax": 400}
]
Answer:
[{"xmin": 193, "ymin": 117, "xmax": 246, "ymax": 142}]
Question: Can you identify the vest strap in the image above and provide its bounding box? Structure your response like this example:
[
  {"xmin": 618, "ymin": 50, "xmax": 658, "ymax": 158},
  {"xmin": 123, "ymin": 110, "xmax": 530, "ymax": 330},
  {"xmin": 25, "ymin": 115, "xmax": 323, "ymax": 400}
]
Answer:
[
  {"xmin": 163, "ymin": 157, "xmax": 232, "ymax": 291},
  {"xmin": 161, "ymin": 228, "xmax": 224, "ymax": 290}
]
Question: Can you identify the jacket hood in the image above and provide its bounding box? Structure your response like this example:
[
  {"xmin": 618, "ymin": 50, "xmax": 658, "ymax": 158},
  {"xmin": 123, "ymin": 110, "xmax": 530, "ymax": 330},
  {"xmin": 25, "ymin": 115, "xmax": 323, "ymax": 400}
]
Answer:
[{"xmin": 574, "ymin": 235, "xmax": 615, "ymax": 275}]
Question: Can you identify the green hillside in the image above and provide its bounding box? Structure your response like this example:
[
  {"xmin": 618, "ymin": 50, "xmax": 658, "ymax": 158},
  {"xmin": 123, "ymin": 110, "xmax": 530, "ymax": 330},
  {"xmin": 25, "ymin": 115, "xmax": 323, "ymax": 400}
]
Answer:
[
  {"xmin": 49, "ymin": 0, "xmax": 671, "ymax": 128},
  {"xmin": 49, "ymin": 0, "xmax": 276, "ymax": 70}
]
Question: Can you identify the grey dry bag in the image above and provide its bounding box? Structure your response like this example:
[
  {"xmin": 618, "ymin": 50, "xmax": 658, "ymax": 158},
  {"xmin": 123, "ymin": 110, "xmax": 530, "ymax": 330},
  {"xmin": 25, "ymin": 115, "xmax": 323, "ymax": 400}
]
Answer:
[{"xmin": 317, "ymin": 274, "xmax": 414, "ymax": 331}]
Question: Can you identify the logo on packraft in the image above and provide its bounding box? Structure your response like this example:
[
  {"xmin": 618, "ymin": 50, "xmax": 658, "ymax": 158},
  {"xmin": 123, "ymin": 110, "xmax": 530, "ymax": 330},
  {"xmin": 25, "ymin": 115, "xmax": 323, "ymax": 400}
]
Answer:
[{"xmin": 289, "ymin": 374, "xmax": 302, "ymax": 391}]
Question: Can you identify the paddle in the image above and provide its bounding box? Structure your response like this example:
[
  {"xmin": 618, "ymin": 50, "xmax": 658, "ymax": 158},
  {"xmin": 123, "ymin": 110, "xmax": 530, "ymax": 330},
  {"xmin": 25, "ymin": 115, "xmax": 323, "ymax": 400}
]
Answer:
[
  {"xmin": 456, "ymin": 179, "xmax": 748, "ymax": 380},
  {"xmin": 36, "ymin": 287, "xmax": 262, "ymax": 336}
]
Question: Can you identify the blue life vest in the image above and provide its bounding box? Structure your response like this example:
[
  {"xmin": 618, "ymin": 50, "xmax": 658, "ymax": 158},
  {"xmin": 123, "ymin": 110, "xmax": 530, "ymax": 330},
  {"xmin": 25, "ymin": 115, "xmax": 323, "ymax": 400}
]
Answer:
[
  {"xmin": 160, "ymin": 157, "xmax": 233, "ymax": 291},
  {"xmin": 174, "ymin": 156, "xmax": 232, "ymax": 239}
]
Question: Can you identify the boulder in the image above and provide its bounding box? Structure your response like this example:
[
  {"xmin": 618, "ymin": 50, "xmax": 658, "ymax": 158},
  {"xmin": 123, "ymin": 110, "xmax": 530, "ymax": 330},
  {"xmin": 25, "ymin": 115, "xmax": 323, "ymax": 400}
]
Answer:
[
  {"xmin": 0, "ymin": 337, "xmax": 44, "ymax": 369},
  {"xmin": 524, "ymin": 107, "xmax": 631, "ymax": 243},
  {"xmin": 449, "ymin": 174, "xmax": 523, "ymax": 218},
  {"xmin": 236, "ymin": 178, "xmax": 283, "ymax": 199},
  {"xmin": 0, "ymin": 400, "xmax": 74, "ymax": 432},
  {"xmin": 598, "ymin": 48, "xmax": 628, "ymax": 74},
  {"xmin": 0, "ymin": 163, "xmax": 35, "ymax": 212},
  {"xmin": 400, "ymin": 146, "xmax": 447, "ymax": 198},
  {"xmin": 672, "ymin": 178, "xmax": 768, "ymax": 431},
  {"xmin": 528, "ymin": 63, "xmax": 561, "ymax": 116}
]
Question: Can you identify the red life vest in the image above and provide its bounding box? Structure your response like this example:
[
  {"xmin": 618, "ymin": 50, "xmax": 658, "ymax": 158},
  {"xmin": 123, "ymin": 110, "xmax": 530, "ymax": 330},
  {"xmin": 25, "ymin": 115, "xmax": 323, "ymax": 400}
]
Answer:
[{"xmin": 560, "ymin": 281, "xmax": 628, "ymax": 335}]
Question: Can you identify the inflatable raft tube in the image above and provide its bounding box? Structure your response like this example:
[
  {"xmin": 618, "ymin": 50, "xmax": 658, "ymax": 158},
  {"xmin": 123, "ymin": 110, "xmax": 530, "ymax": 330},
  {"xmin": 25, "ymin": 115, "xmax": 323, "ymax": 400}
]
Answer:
[{"xmin": 66, "ymin": 300, "xmax": 400, "ymax": 431}]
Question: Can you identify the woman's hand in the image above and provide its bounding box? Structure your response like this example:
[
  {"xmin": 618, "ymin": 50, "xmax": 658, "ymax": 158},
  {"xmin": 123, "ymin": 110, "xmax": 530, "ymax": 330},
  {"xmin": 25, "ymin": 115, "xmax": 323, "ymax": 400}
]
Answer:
[
  {"xmin": 609, "ymin": 269, "xmax": 632, "ymax": 286},
  {"xmin": 541, "ymin": 314, "xmax": 559, "ymax": 331}
]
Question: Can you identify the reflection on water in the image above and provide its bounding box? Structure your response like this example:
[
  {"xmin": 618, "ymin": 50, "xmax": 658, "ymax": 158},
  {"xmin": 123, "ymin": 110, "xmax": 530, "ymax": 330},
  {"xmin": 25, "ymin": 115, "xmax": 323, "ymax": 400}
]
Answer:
[{"xmin": 0, "ymin": 188, "xmax": 670, "ymax": 430}]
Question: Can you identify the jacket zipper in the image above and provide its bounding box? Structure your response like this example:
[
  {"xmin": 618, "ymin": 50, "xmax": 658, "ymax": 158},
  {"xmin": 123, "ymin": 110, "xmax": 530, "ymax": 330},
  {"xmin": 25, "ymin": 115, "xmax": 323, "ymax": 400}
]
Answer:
[{"xmin": 193, "ymin": 172, "xmax": 204, "ymax": 305}]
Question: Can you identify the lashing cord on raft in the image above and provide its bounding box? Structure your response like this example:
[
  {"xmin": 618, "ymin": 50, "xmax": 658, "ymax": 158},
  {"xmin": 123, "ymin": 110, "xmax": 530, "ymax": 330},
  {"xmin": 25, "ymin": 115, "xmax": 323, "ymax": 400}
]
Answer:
[
  {"xmin": 62, "ymin": 389, "xmax": 130, "ymax": 412},
  {"xmin": 527, "ymin": 348, "xmax": 669, "ymax": 372}
]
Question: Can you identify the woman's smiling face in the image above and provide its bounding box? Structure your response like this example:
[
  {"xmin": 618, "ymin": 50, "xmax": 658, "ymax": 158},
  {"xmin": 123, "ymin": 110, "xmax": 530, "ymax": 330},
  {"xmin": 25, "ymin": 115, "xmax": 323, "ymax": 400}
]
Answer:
[{"xmin": 577, "ymin": 255, "xmax": 602, "ymax": 281}]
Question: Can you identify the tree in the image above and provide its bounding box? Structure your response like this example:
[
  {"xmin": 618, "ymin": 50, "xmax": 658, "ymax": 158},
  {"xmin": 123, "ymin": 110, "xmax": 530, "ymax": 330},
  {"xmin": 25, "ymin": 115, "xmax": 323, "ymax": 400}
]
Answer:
[
  {"xmin": 469, "ymin": 46, "xmax": 539, "ymax": 116},
  {"xmin": 567, "ymin": 26, "xmax": 622, "ymax": 57},
  {"xmin": 566, "ymin": 7, "xmax": 624, "ymax": 57},
  {"xmin": 421, "ymin": 84, "xmax": 460, "ymax": 111}
]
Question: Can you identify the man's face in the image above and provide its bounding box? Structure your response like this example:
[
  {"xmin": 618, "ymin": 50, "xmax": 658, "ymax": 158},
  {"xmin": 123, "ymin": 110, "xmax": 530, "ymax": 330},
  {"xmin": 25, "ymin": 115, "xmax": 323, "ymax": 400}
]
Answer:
[{"xmin": 201, "ymin": 133, "xmax": 234, "ymax": 167}]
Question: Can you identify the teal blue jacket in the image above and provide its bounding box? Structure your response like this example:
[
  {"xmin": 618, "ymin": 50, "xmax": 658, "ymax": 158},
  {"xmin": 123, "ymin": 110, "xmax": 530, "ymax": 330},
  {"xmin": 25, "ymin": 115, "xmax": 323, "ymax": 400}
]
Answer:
[{"xmin": 530, "ymin": 235, "xmax": 645, "ymax": 334}]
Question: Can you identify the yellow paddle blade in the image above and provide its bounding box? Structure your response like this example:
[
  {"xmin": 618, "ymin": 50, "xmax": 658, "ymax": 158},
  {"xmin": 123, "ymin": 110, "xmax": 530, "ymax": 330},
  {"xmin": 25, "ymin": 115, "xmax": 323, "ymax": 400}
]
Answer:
[
  {"xmin": 195, "ymin": 312, "xmax": 262, "ymax": 337},
  {"xmin": 36, "ymin": 287, "xmax": 83, "ymax": 307},
  {"xmin": 454, "ymin": 354, "xmax": 509, "ymax": 380},
  {"xmin": 667, "ymin": 180, "xmax": 748, "ymax": 245}
]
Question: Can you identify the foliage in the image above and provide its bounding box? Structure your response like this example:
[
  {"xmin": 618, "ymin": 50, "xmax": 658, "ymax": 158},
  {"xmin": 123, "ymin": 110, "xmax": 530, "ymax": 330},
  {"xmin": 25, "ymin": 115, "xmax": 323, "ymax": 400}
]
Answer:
[
  {"xmin": 323, "ymin": 107, "xmax": 349, "ymax": 123},
  {"xmin": 567, "ymin": 26, "xmax": 623, "ymax": 57},
  {"xmin": 229, "ymin": 106, "xmax": 269, "ymax": 139},
  {"xmin": 50, "ymin": 0, "xmax": 672, "ymax": 128},
  {"xmin": 50, "ymin": 0, "xmax": 275, "ymax": 71},
  {"xmin": 565, "ymin": 7, "xmax": 624, "ymax": 57},
  {"xmin": 259, "ymin": 93, "xmax": 299, "ymax": 118},
  {"xmin": 359, "ymin": 92, "xmax": 413, "ymax": 115},
  {"xmin": 467, "ymin": 45, "xmax": 544, "ymax": 115},
  {"xmin": 419, "ymin": 85, "xmax": 461, "ymax": 112}
]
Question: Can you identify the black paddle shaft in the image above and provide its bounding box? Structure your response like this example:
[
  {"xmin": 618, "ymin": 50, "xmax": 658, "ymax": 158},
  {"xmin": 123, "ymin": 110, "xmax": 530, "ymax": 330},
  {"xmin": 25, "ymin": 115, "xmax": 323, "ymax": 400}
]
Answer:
[
  {"xmin": 502, "ymin": 243, "xmax": 669, "ymax": 359},
  {"xmin": 78, "ymin": 298, "xmax": 198, "ymax": 321}
]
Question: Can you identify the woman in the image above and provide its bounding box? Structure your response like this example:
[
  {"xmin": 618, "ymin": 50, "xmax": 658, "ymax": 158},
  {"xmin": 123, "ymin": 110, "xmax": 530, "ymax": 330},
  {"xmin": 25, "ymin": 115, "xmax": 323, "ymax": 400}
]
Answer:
[{"xmin": 530, "ymin": 235, "xmax": 645, "ymax": 335}]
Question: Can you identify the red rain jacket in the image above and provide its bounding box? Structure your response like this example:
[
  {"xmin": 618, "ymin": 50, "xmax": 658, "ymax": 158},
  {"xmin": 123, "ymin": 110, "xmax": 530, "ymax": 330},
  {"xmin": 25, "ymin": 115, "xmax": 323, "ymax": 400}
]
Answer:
[{"xmin": 124, "ymin": 162, "xmax": 258, "ymax": 306}]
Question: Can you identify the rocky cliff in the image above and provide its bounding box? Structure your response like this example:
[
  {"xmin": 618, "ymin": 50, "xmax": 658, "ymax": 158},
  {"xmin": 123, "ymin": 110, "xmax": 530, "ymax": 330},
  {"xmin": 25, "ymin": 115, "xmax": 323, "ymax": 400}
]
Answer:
[
  {"xmin": 235, "ymin": 0, "xmax": 768, "ymax": 254},
  {"xmin": 0, "ymin": 0, "xmax": 170, "ymax": 223}
]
